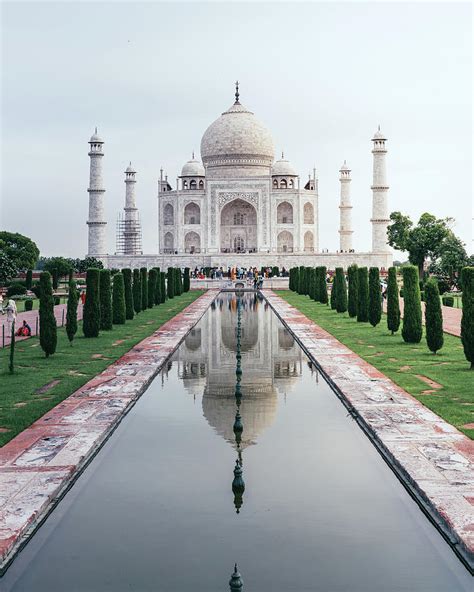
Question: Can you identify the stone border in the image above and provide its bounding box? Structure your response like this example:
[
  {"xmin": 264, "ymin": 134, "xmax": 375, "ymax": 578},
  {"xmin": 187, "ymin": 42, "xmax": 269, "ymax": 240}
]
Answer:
[
  {"xmin": 262, "ymin": 290, "xmax": 474, "ymax": 573},
  {"xmin": 0, "ymin": 290, "xmax": 218, "ymax": 575}
]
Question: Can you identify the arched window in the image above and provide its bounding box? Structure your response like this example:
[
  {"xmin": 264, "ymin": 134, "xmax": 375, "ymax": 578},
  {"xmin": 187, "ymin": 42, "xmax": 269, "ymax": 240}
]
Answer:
[
  {"xmin": 304, "ymin": 202, "xmax": 314, "ymax": 224},
  {"xmin": 289, "ymin": 179, "xmax": 295, "ymax": 188},
  {"xmin": 304, "ymin": 230, "xmax": 314, "ymax": 252},
  {"xmin": 164, "ymin": 232, "xmax": 174, "ymax": 251},
  {"xmin": 277, "ymin": 201, "xmax": 293, "ymax": 224},
  {"xmin": 183, "ymin": 180, "xmax": 188, "ymax": 189},
  {"xmin": 277, "ymin": 230, "xmax": 293, "ymax": 252},
  {"xmin": 184, "ymin": 202, "xmax": 200, "ymax": 224},
  {"xmin": 233, "ymin": 236, "xmax": 244, "ymax": 252},
  {"xmin": 280, "ymin": 179, "xmax": 287, "ymax": 189},
  {"xmin": 233, "ymin": 212, "xmax": 244, "ymax": 225},
  {"xmin": 273, "ymin": 179, "xmax": 278, "ymax": 189},
  {"xmin": 190, "ymin": 179, "xmax": 197, "ymax": 190},
  {"xmin": 185, "ymin": 231, "xmax": 201, "ymax": 253},
  {"xmin": 164, "ymin": 203, "xmax": 174, "ymax": 225},
  {"xmin": 199, "ymin": 179, "xmax": 204, "ymax": 189}
]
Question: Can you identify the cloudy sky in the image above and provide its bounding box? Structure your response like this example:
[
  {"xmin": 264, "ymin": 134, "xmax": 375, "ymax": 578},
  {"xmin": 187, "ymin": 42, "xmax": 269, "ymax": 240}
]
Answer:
[{"xmin": 1, "ymin": 1, "xmax": 472, "ymax": 258}]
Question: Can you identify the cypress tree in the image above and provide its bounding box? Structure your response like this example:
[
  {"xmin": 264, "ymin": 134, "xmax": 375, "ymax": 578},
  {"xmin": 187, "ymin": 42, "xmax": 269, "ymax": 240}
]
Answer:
[
  {"xmin": 51, "ymin": 268, "xmax": 59, "ymax": 290},
  {"xmin": 175, "ymin": 268, "xmax": 183, "ymax": 295},
  {"xmin": 133, "ymin": 268, "xmax": 141, "ymax": 313},
  {"xmin": 154, "ymin": 267, "xmax": 162, "ymax": 305},
  {"xmin": 386, "ymin": 267, "xmax": 400, "ymax": 335},
  {"xmin": 308, "ymin": 268, "xmax": 315, "ymax": 300},
  {"xmin": 183, "ymin": 267, "xmax": 190, "ymax": 292},
  {"xmin": 425, "ymin": 278, "xmax": 443, "ymax": 354},
  {"xmin": 289, "ymin": 267, "xmax": 294, "ymax": 291},
  {"xmin": 148, "ymin": 269, "xmax": 157, "ymax": 308},
  {"xmin": 460, "ymin": 267, "xmax": 474, "ymax": 368},
  {"xmin": 319, "ymin": 266, "xmax": 328, "ymax": 304},
  {"xmin": 83, "ymin": 268, "xmax": 100, "ymax": 337},
  {"xmin": 112, "ymin": 273, "xmax": 126, "ymax": 325},
  {"xmin": 312, "ymin": 267, "xmax": 320, "ymax": 302},
  {"xmin": 160, "ymin": 272, "xmax": 167, "ymax": 303},
  {"xmin": 368, "ymin": 267, "xmax": 382, "ymax": 327},
  {"xmin": 357, "ymin": 267, "xmax": 369, "ymax": 322},
  {"xmin": 167, "ymin": 267, "xmax": 175, "ymax": 299},
  {"xmin": 99, "ymin": 269, "xmax": 112, "ymax": 330},
  {"xmin": 347, "ymin": 264, "xmax": 358, "ymax": 318},
  {"xmin": 140, "ymin": 267, "xmax": 148, "ymax": 310},
  {"xmin": 298, "ymin": 266, "xmax": 305, "ymax": 294},
  {"xmin": 330, "ymin": 273, "xmax": 338, "ymax": 310},
  {"xmin": 66, "ymin": 279, "xmax": 79, "ymax": 345},
  {"xmin": 401, "ymin": 266, "xmax": 423, "ymax": 343},
  {"xmin": 39, "ymin": 271, "xmax": 57, "ymax": 355},
  {"xmin": 122, "ymin": 268, "xmax": 134, "ymax": 320},
  {"xmin": 335, "ymin": 268, "xmax": 348, "ymax": 313},
  {"xmin": 26, "ymin": 269, "xmax": 33, "ymax": 290},
  {"xmin": 305, "ymin": 267, "xmax": 312, "ymax": 296},
  {"xmin": 293, "ymin": 268, "xmax": 300, "ymax": 293}
]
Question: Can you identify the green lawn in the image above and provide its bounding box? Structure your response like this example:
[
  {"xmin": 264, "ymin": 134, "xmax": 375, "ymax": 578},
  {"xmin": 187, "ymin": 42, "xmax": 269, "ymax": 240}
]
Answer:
[
  {"xmin": 278, "ymin": 291, "xmax": 474, "ymax": 439},
  {"xmin": 11, "ymin": 297, "xmax": 68, "ymax": 312},
  {"xmin": 0, "ymin": 291, "xmax": 204, "ymax": 447}
]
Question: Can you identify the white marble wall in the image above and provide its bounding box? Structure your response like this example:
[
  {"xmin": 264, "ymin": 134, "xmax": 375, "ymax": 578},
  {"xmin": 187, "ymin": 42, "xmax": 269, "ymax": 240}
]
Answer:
[{"xmin": 87, "ymin": 146, "xmax": 107, "ymax": 257}]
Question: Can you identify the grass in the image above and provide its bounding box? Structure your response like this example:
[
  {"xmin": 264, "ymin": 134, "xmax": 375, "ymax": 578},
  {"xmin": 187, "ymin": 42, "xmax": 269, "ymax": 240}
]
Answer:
[
  {"xmin": 9, "ymin": 297, "xmax": 68, "ymax": 312},
  {"xmin": 0, "ymin": 291, "xmax": 204, "ymax": 447},
  {"xmin": 278, "ymin": 291, "xmax": 474, "ymax": 439}
]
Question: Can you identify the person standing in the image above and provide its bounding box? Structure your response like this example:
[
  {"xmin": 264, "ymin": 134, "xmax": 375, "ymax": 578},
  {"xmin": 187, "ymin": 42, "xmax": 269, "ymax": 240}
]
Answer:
[{"xmin": 5, "ymin": 299, "xmax": 17, "ymax": 335}]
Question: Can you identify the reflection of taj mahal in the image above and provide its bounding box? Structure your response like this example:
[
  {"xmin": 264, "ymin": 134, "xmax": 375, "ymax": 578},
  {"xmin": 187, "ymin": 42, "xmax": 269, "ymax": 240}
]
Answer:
[{"xmin": 87, "ymin": 83, "xmax": 393, "ymax": 270}]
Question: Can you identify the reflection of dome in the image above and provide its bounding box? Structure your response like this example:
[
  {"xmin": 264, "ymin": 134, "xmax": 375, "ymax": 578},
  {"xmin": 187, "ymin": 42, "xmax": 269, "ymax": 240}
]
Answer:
[
  {"xmin": 181, "ymin": 157, "xmax": 205, "ymax": 177},
  {"xmin": 221, "ymin": 317, "xmax": 258, "ymax": 353},
  {"xmin": 200, "ymin": 101, "xmax": 274, "ymax": 168}
]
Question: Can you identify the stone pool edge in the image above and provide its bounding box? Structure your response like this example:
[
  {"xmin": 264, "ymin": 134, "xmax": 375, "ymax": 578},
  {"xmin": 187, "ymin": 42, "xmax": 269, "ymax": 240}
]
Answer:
[
  {"xmin": 262, "ymin": 289, "xmax": 474, "ymax": 574},
  {"xmin": 0, "ymin": 289, "xmax": 219, "ymax": 576}
]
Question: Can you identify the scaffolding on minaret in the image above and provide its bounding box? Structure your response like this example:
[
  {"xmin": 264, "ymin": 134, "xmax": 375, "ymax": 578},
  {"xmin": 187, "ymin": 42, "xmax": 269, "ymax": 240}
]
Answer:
[{"xmin": 115, "ymin": 212, "xmax": 143, "ymax": 255}]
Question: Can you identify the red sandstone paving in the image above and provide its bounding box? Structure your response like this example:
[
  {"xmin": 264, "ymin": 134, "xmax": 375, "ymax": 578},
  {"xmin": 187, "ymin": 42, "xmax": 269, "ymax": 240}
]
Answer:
[
  {"xmin": 0, "ymin": 290, "xmax": 217, "ymax": 571},
  {"xmin": 383, "ymin": 297, "xmax": 461, "ymax": 337},
  {"xmin": 264, "ymin": 289, "xmax": 474, "ymax": 567}
]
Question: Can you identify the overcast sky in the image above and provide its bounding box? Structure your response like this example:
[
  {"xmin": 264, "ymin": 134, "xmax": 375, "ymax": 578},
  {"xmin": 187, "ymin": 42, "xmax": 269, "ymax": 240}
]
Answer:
[{"xmin": 1, "ymin": 1, "xmax": 472, "ymax": 259}]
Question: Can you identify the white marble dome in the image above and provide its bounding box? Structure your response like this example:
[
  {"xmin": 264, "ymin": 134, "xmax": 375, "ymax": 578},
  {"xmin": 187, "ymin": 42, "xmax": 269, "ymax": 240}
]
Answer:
[
  {"xmin": 372, "ymin": 126, "xmax": 386, "ymax": 140},
  {"xmin": 89, "ymin": 129, "xmax": 103, "ymax": 143},
  {"xmin": 181, "ymin": 157, "xmax": 205, "ymax": 177},
  {"xmin": 200, "ymin": 101, "xmax": 275, "ymax": 167},
  {"xmin": 272, "ymin": 156, "xmax": 297, "ymax": 177}
]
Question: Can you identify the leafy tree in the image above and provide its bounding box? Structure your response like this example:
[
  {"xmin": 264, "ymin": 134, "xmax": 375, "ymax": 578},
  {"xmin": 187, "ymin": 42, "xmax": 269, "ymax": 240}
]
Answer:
[
  {"xmin": 44, "ymin": 257, "xmax": 73, "ymax": 280},
  {"xmin": 387, "ymin": 212, "xmax": 452, "ymax": 276},
  {"xmin": 0, "ymin": 231, "xmax": 39, "ymax": 272},
  {"xmin": 347, "ymin": 264, "xmax": 358, "ymax": 318},
  {"xmin": 122, "ymin": 268, "xmax": 134, "ymax": 320},
  {"xmin": 401, "ymin": 266, "xmax": 423, "ymax": 343},
  {"xmin": 153, "ymin": 267, "xmax": 162, "ymax": 305},
  {"xmin": 148, "ymin": 269, "xmax": 157, "ymax": 308},
  {"xmin": 460, "ymin": 267, "xmax": 474, "ymax": 368},
  {"xmin": 386, "ymin": 267, "xmax": 400, "ymax": 334},
  {"xmin": 424, "ymin": 279, "xmax": 443, "ymax": 354},
  {"xmin": 334, "ymin": 268, "xmax": 347, "ymax": 313},
  {"xmin": 133, "ymin": 268, "xmax": 142, "ymax": 313},
  {"xmin": 75, "ymin": 256, "xmax": 104, "ymax": 273},
  {"xmin": 25, "ymin": 269, "xmax": 33, "ymax": 290},
  {"xmin": 66, "ymin": 279, "xmax": 79, "ymax": 345},
  {"xmin": 357, "ymin": 267, "xmax": 369, "ymax": 322},
  {"xmin": 140, "ymin": 268, "xmax": 148, "ymax": 310},
  {"xmin": 183, "ymin": 267, "xmax": 190, "ymax": 292},
  {"xmin": 0, "ymin": 250, "xmax": 17, "ymax": 284},
  {"xmin": 160, "ymin": 272, "xmax": 167, "ymax": 303},
  {"xmin": 99, "ymin": 269, "xmax": 113, "ymax": 330},
  {"xmin": 83, "ymin": 268, "xmax": 101, "ymax": 337},
  {"xmin": 429, "ymin": 232, "xmax": 469, "ymax": 287},
  {"xmin": 112, "ymin": 273, "xmax": 126, "ymax": 325},
  {"xmin": 368, "ymin": 267, "xmax": 382, "ymax": 327},
  {"xmin": 319, "ymin": 267, "xmax": 328, "ymax": 304},
  {"xmin": 39, "ymin": 271, "xmax": 57, "ymax": 356},
  {"xmin": 167, "ymin": 267, "xmax": 175, "ymax": 299}
]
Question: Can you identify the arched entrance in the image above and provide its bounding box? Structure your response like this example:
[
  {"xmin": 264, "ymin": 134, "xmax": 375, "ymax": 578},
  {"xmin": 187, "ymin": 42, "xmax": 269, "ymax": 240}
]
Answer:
[{"xmin": 220, "ymin": 198, "xmax": 257, "ymax": 253}]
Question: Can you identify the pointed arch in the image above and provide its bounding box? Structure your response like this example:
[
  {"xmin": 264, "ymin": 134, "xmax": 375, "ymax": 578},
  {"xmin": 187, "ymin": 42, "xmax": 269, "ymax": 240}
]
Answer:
[
  {"xmin": 304, "ymin": 202, "xmax": 314, "ymax": 224},
  {"xmin": 277, "ymin": 201, "xmax": 293, "ymax": 224},
  {"xmin": 164, "ymin": 203, "xmax": 174, "ymax": 225}
]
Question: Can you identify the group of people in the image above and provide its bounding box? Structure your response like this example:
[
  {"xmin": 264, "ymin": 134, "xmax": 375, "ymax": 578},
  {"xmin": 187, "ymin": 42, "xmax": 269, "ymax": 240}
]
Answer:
[
  {"xmin": 191, "ymin": 266, "xmax": 289, "ymax": 281},
  {"xmin": 0, "ymin": 294, "xmax": 24, "ymax": 335}
]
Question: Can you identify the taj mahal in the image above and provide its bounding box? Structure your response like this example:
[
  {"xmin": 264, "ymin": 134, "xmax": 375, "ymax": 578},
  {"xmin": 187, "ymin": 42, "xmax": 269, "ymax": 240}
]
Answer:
[{"xmin": 86, "ymin": 83, "xmax": 392, "ymax": 270}]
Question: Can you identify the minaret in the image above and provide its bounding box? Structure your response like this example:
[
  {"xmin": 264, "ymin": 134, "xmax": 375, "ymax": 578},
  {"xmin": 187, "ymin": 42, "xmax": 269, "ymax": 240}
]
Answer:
[
  {"xmin": 338, "ymin": 160, "xmax": 353, "ymax": 252},
  {"xmin": 120, "ymin": 162, "xmax": 142, "ymax": 255},
  {"xmin": 371, "ymin": 126, "xmax": 391, "ymax": 252},
  {"xmin": 87, "ymin": 128, "xmax": 107, "ymax": 257}
]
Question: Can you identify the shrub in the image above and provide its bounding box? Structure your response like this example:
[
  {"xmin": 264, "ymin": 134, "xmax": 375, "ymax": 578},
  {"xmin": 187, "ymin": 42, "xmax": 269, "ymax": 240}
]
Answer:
[
  {"xmin": 25, "ymin": 269, "xmax": 33, "ymax": 290},
  {"xmin": 368, "ymin": 267, "xmax": 382, "ymax": 327},
  {"xmin": 298, "ymin": 266, "xmax": 305, "ymax": 294},
  {"xmin": 7, "ymin": 283, "xmax": 27, "ymax": 297},
  {"xmin": 272, "ymin": 266, "xmax": 279, "ymax": 278},
  {"xmin": 140, "ymin": 267, "xmax": 148, "ymax": 310},
  {"xmin": 54, "ymin": 296, "xmax": 60, "ymax": 305},
  {"xmin": 167, "ymin": 267, "xmax": 175, "ymax": 299},
  {"xmin": 83, "ymin": 268, "xmax": 101, "ymax": 338},
  {"xmin": 160, "ymin": 272, "xmax": 166, "ymax": 303},
  {"xmin": 99, "ymin": 269, "xmax": 112, "ymax": 330},
  {"xmin": 133, "ymin": 269, "xmax": 142, "ymax": 313},
  {"xmin": 401, "ymin": 266, "xmax": 423, "ymax": 343},
  {"xmin": 289, "ymin": 267, "xmax": 295, "ymax": 291},
  {"xmin": 148, "ymin": 269, "xmax": 157, "ymax": 308},
  {"xmin": 420, "ymin": 291, "xmax": 425, "ymax": 302},
  {"xmin": 437, "ymin": 278, "xmax": 450, "ymax": 295},
  {"xmin": 112, "ymin": 273, "xmax": 126, "ymax": 325},
  {"xmin": 357, "ymin": 267, "xmax": 369, "ymax": 322},
  {"xmin": 175, "ymin": 268, "xmax": 183, "ymax": 296},
  {"xmin": 39, "ymin": 271, "xmax": 57, "ymax": 356},
  {"xmin": 400, "ymin": 289, "xmax": 404, "ymax": 298},
  {"xmin": 308, "ymin": 268, "xmax": 315, "ymax": 300},
  {"xmin": 52, "ymin": 268, "xmax": 59, "ymax": 290},
  {"xmin": 347, "ymin": 264, "xmax": 358, "ymax": 318},
  {"xmin": 24, "ymin": 299, "xmax": 34, "ymax": 311},
  {"xmin": 30, "ymin": 282, "xmax": 41, "ymax": 298},
  {"xmin": 122, "ymin": 268, "xmax": 134, "ymax": 320},
  {"xmin": 442, "ymin": 296, "xmax": 454, "ymax": 307},
  {"xmin": 319, "ymin": 267, "xmax": 328, "ymax": 304},
  {"xmin": 153, "ymin": 267, "xmax": 161, "ymax": 304},
  {"xmin": 425, "ymin": 279, "xmax": 443, "ymax": 354},
  {"xmin": 335, "ymin": 268, "xmax": 348, "ymax": 313},
  {"xmin": 66, "ymin": 279, "xmax": 79, "ymax": 344},
  {"xmin": 460, "ymin": 267, "xmax": 474, "ymax": 368},
  {"xmin": 183, "ymin": 267, "xmax": 190, "ymax": 292},
  {"xmin": 330, "ymin": 275, "xmax": 338, "ymax": 310},
  {"xmin": 386, "ymin": 267, "xmax": 400, "ymax": 334},
  {"xmin": 305, "ymin": 267, "xmax": 312, "ymax": 296}
]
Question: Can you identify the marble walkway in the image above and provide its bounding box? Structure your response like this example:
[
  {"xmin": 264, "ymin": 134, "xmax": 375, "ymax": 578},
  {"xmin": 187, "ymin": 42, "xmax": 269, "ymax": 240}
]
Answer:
[
  {"xmin": 0, "ymin": 290, "xmax": 217, "ymax": 574},
  {"xmin": 264, "ymin": 289, "xmax": 474, "ymax": 572}
]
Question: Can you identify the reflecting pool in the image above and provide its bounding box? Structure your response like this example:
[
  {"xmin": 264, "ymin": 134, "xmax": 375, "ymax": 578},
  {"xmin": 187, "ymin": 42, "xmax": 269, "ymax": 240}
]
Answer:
[{"xmin": 1, "ymin": 293, "xmax": 472, "ymax": 591}]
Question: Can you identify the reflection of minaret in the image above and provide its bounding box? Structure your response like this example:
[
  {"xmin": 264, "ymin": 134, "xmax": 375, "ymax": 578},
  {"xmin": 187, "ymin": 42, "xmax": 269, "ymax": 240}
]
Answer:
[{"xmin": 229, "ymin": 563, "xmax": 244, "ymax": 591}]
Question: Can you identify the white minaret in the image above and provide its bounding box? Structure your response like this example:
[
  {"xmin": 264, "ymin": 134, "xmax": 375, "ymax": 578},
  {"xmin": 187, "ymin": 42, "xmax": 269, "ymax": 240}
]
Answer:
[
  {"xmin": 371, "ymin": 126, "xmax": 391, "ymax": 252},
  {"xmin": 87, "ymin": 128, "xmax": 107, "ymax": 257},
  {"xmin": 338, "ymin": 160, "xmax": 353, "ymax": 252}
]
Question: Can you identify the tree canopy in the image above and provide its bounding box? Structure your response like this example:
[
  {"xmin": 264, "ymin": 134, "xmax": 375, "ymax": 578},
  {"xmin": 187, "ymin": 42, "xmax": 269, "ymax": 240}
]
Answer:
[{"xmin": 0, "ymin": 231, "xmax": 39, "ymax": 272}]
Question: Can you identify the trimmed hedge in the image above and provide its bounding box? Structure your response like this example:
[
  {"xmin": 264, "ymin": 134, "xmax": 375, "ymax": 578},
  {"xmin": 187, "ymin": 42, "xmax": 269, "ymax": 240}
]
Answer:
[
  {"xmin": 24, "ymin": 299, "xmax": 33, "ymax": 311},
  {"xmin": 460, "ymin": 267, "xmax": 474, "ymax": 368},
  {"xmin": 99, "ymin": 269, "xmax": 113, "ymax": 330},
  {"xmin": 140, "ymin": 268, "xmax": 148, "ymax": 310},
  {"xmin": 112, "ymin": 273, "xmax": 126, "ymax": 325},
  {"xmin": 25, "ymin": 269, "xmax": 33, "ymax": 290},
  {"xmin": 39, "ymin": 271, "xmax": 57, "ymax": 356},
  {"xmin": 83, "ymin": 268, "xmax": 101, "ymax": 337},
  {"xmin": 148, "ymin": 269, "xmax": 157, "ymax": 309},
  {"xmin": 335, "ymin": 268, "xmax": 347, "ymax": 313},
  {"xmin": 425, "ymin": 279, "xmax": 443, "ymax": 354},
  {"xmin": 66, "ymin": 279, "xmax": 79, "ymax": 344},
  {"xmin": 183, "ymin": 267, "xmax": 190, "ymax": 292},
  {"xmin": 347, "ymin": 264, "xmax": 358, "ymax": 318},
  {"xmin": 357, "ymin": 267, "xmax": 369, "ymax": 322},
  {"xmin": 167, "ymin": 267, "xmax": 175, "ymax": 299},
  {"xmin": 401, "ymin": 266, "xmax": 423, "ymax": 343},
  {"xmin": 368, "ymin": 267, "xmax": 382, "ymax": 327},
  {"xmin": 122, "ymin": 268, "xmax": 134, "ymax": 320},
  {"xmin": 442, "ymin": 296, "xmax": 454, "ymax": 307},
  {"xmin": 153, "ymin": 267, "xmax": 162, "ymax": 305},
  {"xmin": 386, "ymin": 267, "xmax": 400, "ymax": 334},
  {"xmin": 133, "ymin": 269, "xmax": 141, "ymax": 313},
  {"xmin": 319, "ymin": 267, "xmax": 328, "ymax": 305}
]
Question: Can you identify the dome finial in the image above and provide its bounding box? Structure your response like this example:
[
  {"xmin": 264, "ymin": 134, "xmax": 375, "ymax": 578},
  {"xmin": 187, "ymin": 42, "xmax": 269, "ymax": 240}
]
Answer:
[
  {"xmin": 192, "ymin": 150, "xmax": 195, "ymax": 159},
  {"xmin": 95, "ymin": 126, "xmax": 97, "ymax": 134},
  {"xmin": 234, "ymin": 80, "xmax": 240, "ymax": 104},
  {"xmin": 281, "ymin": 150, "xmax": 284, "ymax": 159}
]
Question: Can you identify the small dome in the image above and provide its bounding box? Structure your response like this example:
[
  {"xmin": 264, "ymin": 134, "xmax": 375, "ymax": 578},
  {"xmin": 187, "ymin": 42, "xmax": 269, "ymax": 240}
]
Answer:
[
  {"xmin": 181, "ymin": 157, "xmax": 205, "ymax": 177},
  {"xmin": 89, "ymin": 128, "xmax": 103, "ymax": 143},
  {"xmin": 272, "ymin": 154, "xmax": 297, "ymax": 177},
  {"xmin": 372, "ymin": 126, "xmax": 386, "ymax": 140},
  {"xmin": 125, "ymin": 162, "xmax": 136, "ymax": 173},
  {"xmin": 340, "ymin": 160, "xmax": 350, "ymax": 171}
]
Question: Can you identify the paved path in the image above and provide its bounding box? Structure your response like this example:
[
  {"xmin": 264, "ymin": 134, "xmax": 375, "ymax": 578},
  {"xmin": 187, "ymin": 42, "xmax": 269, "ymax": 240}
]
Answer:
[
  {"xmin": 383, "ymin": 297, "xmax": 461, "ymax": 337},
  {"xmin": 264, "ymin": 289, "xmax": 474, "ymax": 571},
  {"xmin": 1, "ymin": 303, "xmax": 84, "ymax": 348},
  {"xmin": 0, "ymin": 290, "xmax": 217, "ymax": 573}
]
